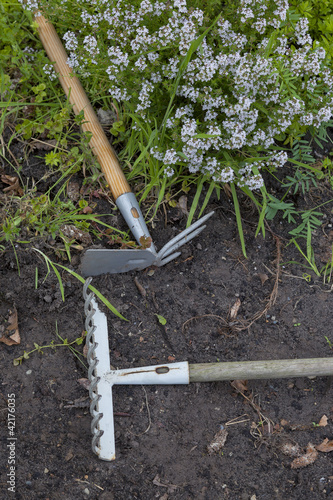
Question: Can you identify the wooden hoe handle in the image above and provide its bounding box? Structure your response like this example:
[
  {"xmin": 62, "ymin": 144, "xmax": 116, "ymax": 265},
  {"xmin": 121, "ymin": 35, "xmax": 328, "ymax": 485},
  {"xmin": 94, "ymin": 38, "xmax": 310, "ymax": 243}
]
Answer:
[{"xmin": 35, "ymin": 14, "xmax": 131, "ymax": 200}]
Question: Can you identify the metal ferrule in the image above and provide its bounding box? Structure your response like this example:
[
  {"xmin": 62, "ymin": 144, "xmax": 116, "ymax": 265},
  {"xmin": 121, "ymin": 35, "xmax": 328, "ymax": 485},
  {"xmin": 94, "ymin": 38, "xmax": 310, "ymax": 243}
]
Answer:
[{"xmin": 116, "ymin": 192, "xmax": 156, "ymax": 253}]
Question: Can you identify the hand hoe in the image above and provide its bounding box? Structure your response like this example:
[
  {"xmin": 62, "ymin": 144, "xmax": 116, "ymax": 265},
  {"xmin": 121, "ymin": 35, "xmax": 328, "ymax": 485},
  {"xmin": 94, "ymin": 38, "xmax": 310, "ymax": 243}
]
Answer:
[{"xmin": 34, "ymin": 13, "xmax": 214, "ymax": 276}]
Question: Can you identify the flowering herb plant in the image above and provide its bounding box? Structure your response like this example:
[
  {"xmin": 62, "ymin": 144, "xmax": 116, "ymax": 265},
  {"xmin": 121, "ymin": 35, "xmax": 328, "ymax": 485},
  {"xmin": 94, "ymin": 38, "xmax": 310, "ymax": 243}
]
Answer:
[{"xmin": 19, "ymin": 0, "xmax": 333, "ymax": 237}]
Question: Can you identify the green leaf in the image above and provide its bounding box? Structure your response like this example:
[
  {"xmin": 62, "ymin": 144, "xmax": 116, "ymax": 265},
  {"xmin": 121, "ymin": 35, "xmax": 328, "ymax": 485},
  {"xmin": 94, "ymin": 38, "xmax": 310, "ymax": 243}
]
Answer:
[{"xmin": 155, "ymin": 314, "xmax": 167, "ymax": 325}]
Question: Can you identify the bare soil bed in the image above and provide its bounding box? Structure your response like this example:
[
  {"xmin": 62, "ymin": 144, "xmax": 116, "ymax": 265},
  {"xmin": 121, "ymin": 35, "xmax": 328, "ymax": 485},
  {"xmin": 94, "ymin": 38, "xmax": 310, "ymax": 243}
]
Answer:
[{"xmin": 1, "ymin": 145, "xmax": 333, "ymax": 499}]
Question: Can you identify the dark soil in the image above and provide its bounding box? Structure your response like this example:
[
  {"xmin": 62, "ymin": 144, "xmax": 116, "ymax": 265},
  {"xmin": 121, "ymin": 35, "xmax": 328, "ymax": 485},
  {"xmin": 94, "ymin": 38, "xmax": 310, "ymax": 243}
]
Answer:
[{"xmin": 1, "ymin": 142, "xmax": 333, "ymax": 499}]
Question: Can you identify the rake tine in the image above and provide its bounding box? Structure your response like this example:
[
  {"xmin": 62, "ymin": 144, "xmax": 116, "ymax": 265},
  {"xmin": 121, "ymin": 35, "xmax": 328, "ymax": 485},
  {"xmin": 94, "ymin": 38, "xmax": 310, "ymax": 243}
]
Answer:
[{"xmin": 157, "ymin": 211, "xmax": 214, "ymax": 262}]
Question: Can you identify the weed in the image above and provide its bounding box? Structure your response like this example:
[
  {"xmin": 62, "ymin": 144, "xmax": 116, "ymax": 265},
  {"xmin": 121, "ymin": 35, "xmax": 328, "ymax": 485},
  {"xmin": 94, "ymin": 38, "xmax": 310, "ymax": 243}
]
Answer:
[
  {"xmin": 33, "ymin": 248, "xmax": 126, "ymax": 320},
  {"xmin": 289, "ymin": 226, "xmax": 321, "ymax": 277},
  {"xmin": 291, "ymin": 139, "xmax": 316, "ymax": 165},
  {"xmin": 321, "ymin": 244, "xmax": 333, "ymax": 284},
  {"xmin": 282, "ymin": 169, "xmax": 318, "ymax": 195},
  {"xmin": 155, "ymin": 314, "xmax": 167, "ymax": 326},
  {"xmin": 325, "ymin": 336, "xmax": 333, "ymax": 350},
  {"xmin": 13, "ymin": 323, "xmax": 87, "ymax": 367}
]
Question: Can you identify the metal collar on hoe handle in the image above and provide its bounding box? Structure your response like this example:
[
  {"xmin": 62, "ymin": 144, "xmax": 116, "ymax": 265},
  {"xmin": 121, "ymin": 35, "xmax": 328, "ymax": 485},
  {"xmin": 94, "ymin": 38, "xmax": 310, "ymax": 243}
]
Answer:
[
  {"xmin": 33, "ymin": 12, "xmax": 214, "ymax": 276},
  {"xmin": 83, "ymin": 279, "xmax": 333, "ymax": 462}
]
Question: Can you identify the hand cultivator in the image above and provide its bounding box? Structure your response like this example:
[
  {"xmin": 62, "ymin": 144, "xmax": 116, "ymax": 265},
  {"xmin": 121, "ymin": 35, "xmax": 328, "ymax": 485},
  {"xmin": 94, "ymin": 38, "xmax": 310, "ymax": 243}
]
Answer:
[
  {"xmin": 34, "ymin": 13, "xmax": 214, "ymax": 276},
  {"xmin": 83, "ymin": 279, "xmax": 333, "ymax": 462}
]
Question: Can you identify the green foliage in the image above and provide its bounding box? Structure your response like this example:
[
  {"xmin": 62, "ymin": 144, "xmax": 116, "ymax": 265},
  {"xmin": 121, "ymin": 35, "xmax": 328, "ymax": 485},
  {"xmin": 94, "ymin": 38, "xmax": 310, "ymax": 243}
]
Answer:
[
  {"xmin": 282, "ymin": 169, "xmax": 318, "ymax": 195},
  {"xmin": 33, "ymin": 248, "xmax": 126, "ymax": 319},
  {"xmin": 291, "ymin": 140, "xmax": 316, "ymax": 165},
  {"xmin": 321, "ymin": 244, "xmax": 333, "ymax": 284},
  {"xmin": 110, "ymin": 120, "xmax": 126, "ymax": 137},
  {"xmin": 155, "ymin": 314, "xmax": 167, "ymax": 325},
  {"xmin": 289, "ymin": 0, "xmax": 333, "ymax": 58},
  {"xmin": 13, "ymin": 326, "xmax": 87, "ymax": 367},
  {"xmin": 27, "ymin": 0, "xmax": 333, "ymax": 196},
  {"xmin": 2, "ymin": 0, "xmax": 332, "ymax": 267}
]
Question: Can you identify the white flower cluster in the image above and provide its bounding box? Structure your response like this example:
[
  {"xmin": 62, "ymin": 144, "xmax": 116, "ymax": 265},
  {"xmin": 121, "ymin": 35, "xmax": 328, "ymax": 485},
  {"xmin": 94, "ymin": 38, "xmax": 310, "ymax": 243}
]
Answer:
[
  {"xmin": 236, "ymin": 0, "xmax": 288, "ymax": 30},
  {"xmin": 83, "ymin": 35, "xmax": 99, "ymax": 64},
  {"xmin": 63, "ymin": 31, "xmax": 78, "ymax": 52},
  {"xmin": 294, "ymin": 18, "xmax": 312, "ymax": 46},
  {"xmin": 217, "ymin": 20, "xmax": 247, "ymax": 50},
  {"xmin": 42, "ymin": 63, "xmax": 57, "ymax": 81},
  {"xmin": 35, "ymin": 0, "xmax": 333, "ymax": 190},
  {"xmin": 23, "ymin": 47, "xmax": 36, "ymax": 62},
  {"xmin": 18, "ymin": 0, "xmax": 41, "ymax": 15}
]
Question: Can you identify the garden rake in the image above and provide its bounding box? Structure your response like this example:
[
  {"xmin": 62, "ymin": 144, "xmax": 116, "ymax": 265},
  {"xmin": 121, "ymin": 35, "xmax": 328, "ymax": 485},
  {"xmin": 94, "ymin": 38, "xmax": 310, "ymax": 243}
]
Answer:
[
  {"xmin": 34, "ymin": 13, "xmax": 214, "ymax": 276},
  {"xmin": 83, "ymin": 279, "xmax": 333, "ymax": 461}
]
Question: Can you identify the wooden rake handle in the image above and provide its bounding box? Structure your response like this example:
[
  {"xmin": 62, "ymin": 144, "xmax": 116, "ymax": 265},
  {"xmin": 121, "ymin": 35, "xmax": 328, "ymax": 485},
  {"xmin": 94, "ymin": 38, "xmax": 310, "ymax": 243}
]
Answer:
[{"xmin": 35, "ymin": 14, "xmax": 131, "ymax": 201}]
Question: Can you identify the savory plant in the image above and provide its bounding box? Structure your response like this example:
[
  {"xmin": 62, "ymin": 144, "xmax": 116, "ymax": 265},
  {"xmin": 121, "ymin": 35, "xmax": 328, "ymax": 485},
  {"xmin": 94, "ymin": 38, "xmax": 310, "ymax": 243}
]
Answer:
[{"xmin": 19, "ymin": 0, "xmax": 333, "ymax": 194}]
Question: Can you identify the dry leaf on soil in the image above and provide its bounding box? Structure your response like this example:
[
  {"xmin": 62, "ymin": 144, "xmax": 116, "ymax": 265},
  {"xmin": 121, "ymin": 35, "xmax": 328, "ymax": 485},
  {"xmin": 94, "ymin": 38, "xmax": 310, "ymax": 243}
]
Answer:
[
  {"xmin": 318, "ymin": 415, "xmax": 328, "ymax": 427},
  {"xmin": 0, "ymin": 307, "xmax": 20, "ymax": 346},
  {"xmin": 280, "ymin": 441, "xmax": 302, "ymax": 458},
  {"xmin": 316, "ymin": 438, "xmax": 333, "ymax": 453},
  {"xmin": 66, "ymin": 181, "xmax": 81, "ymax": 201},
  {"xmin": 207, "ymin": 427, "xmax": 228, "ymax": 455},
  {"xmin": 290, "ymin": 443, "xmax": 318, "ymax": 469},
  {"xmin": 231, "ymin": 379, "xmax": 248, "ymax": 393},
  {"xmin": 178, "ymin": 195, "xmax": 188, "ymax": 216},
  {"xmin": 258, "ymin": 273, "xmax": 269, "ymax": 285},
  {"xmin": 30, "ymin": 139, "xmax": 57, "ymax": 151},
  {"xmin": 1, "ymin": 175, "xmax": 24, "ymax": 196},
  {"xmin": 230, "ymin": 298, "xmax": 241, "ymax": 320},
  {"xmin": 60, "ymin": 225, "xmax": 92, "ymax": 245},
  {"xmin": 83, "ymin": 343, "xmax": 89, "ymax": 358},
  {"xmin": 77, "ymin": 378, "xmax": 90, "ymax": 390}
]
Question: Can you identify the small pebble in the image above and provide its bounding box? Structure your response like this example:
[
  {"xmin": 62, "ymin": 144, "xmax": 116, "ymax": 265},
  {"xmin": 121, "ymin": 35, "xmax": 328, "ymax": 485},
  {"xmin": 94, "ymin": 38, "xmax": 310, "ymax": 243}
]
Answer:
[
  {"xmin": 83, "ymin": 488, "xmax": 90, "ymax": 496},
  {"xmin": 26, "ymin": 370, "xmax": 32, "ymax": 375}
]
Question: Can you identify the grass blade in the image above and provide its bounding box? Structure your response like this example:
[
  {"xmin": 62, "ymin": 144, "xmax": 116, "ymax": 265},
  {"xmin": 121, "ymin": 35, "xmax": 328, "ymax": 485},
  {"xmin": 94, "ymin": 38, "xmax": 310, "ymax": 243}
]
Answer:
[
  {"xmin": 187, "ymin": 175, "xmax": 205, "ymax": 227},
  {"xmin": 230, "ymin": 183, "xmax": 247, "ymax": 258}
]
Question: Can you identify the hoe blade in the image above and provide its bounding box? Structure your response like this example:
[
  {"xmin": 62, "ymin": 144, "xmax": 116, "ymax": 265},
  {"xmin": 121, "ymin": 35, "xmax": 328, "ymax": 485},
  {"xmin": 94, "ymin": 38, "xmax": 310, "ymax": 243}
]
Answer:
[{"xmin": 81, "ymin": 248, "xmax": 157, "ymax": 276}]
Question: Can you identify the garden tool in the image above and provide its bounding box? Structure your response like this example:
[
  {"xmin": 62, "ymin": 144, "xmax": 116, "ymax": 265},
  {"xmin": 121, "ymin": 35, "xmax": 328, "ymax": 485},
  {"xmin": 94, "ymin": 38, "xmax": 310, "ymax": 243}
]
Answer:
[
  {"xmin": 83, "ymin": 279, "xmax": 333, "ymax": 461},
  {"xmin": 34, "ymin": 14, "xmax": 214, "ymax": 276}
]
